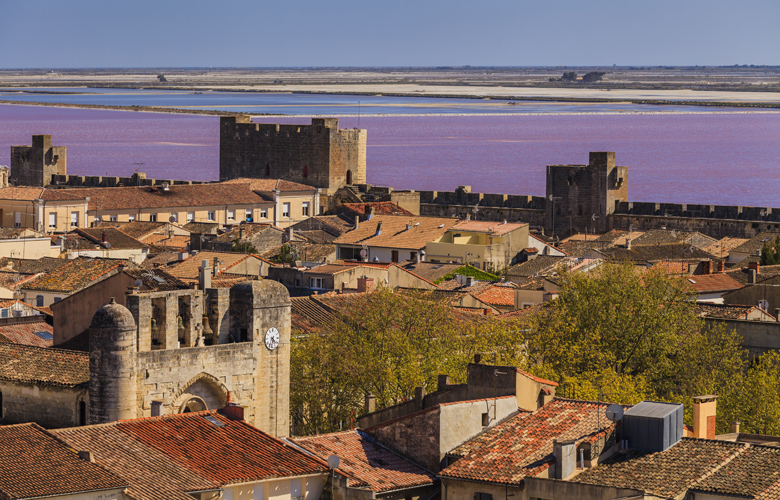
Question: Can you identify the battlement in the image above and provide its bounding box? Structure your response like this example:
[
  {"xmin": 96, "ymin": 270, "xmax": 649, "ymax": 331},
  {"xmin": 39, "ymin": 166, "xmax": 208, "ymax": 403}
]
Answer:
[
  {"xmin": 49, "ymin": 173, "xmax": 204, "ymax": 188},
  {"xmin": 614, "ymin": 201, "xmax": 780, "ymax": 221}
]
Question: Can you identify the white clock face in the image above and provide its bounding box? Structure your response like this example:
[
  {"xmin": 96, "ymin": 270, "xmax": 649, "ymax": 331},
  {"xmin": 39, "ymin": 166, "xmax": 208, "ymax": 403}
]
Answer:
[{"xmin": 264, "ymin": 327, "xmax": 280, "ymax": 350}]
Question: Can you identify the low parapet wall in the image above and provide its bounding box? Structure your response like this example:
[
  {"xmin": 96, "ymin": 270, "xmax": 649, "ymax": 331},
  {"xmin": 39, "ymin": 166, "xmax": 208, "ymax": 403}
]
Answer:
[
  {"xmin": 421, "ymin": 203, "xmax": 546, "ymax": 227},
  {"xmin": 615, "ymin": 201, "xmax": 780, "ymax": 222},
  {"xmin": 50, "ymin": 174, "xmax": 205, "ymax": 188}
]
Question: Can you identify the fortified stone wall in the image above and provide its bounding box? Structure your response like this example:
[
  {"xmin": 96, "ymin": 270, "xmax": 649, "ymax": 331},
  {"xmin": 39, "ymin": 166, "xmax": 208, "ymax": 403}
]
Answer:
[
  {"xmin": 219, "ymin": 116, "xmax": 366, "ymax": 196},
  {"xmin": 49, "ymin": 173, "xmax": 204, "ymax": 188},
  {"xmin": 609, "ymin": 214, "xmax": 780, "ymax": 239}
]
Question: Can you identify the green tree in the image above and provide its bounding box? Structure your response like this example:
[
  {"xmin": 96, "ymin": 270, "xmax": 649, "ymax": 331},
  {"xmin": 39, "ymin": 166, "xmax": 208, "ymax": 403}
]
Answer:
[
  {"xmin": 561, "ymin": 71, "xmax": 578, "ymax": 82},
  {"xmin": 582, "ymin": 71, "xmax": 607, "ymax": 83},
  {"xmin": 760, "ymin": 236, "xmax": 780, "ymax": 265}
]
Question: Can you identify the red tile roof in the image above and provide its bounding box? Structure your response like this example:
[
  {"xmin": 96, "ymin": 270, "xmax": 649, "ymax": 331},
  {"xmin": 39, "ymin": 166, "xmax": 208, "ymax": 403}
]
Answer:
[
  {"xmin": 452, "ymin": 220, "xmax": 528, "ymax": 236},
  {"xmin": 472, "ymin": 285, "xmax": 516, "ymax": 307},
  {"xmin": 340, "ymin": 202, "xmax": 414, "ymax": 217},
  {"xmin": 333, "ymin": 215, "xmax": 459, "ymax": 250},
  {"xmin": 42, "ymin": 183, "xmax": 265, "ymax": 211},
  {"xmin": 0, "ymin": 343, "xmax": 88, "ymax": 387},
  {"xmin": 0, "ymin": 320, "xmax": 53, "ymax": 347},
  {"xmin": 573, "ymin": 438, "xmax": 747, "ymax": 498},
  {"xmin": 54, "ymin": 423, "xmax": 218, "ymax": 500},
  {"xmin": 0, "ymin": 423, "xmax": 128, "ymax": 499},
  {"xmin": 685, "ymin": 273, "xmax": 744, "ymax": 293},
  {"xmin": 293, "ymin": 430, "xmax": 436, "ymax": 492},
  {"xmin": 118, "ymin": 411, "xmax": 329, "ymax": 486},
  {"xmin": 441, "ymin": 398, "xmax": 621, "ymax": 485},
  {"xmin": 691, "ymin": 444, "xmax": 780, "ymax": 498},
  {"xmin": 75, "ymin": 227, "xmax": 148, "ymax": 250},
  {"xmin": 21, "ymin": 256, "xmax": 128, "ymax": 293},
  {"xmin": 222, "ymin": 178, "xmax": 317, "ymax": 192}
]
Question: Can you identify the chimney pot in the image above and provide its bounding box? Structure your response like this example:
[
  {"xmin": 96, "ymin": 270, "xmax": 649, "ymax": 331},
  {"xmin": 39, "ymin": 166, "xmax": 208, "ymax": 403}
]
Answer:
[{"xmin": 731, "ymin": 421, "xmax": 741, "ymax": 433}]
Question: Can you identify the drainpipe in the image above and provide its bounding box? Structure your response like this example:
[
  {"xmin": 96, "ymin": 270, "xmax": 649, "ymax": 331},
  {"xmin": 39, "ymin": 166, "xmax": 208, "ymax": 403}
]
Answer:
[{"xmin": 274, "ymin": 189, "xmax": 281, "ymax": 227}]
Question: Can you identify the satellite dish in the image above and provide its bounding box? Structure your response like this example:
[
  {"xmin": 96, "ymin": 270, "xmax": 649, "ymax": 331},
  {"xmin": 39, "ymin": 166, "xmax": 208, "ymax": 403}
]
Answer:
[
  {"xmin": 134, "ymin": 279, "xmax": 143, "ymax": 288},
  {"xmin": 169, "ymin": 215, "xmax": 176, "ymax": 223},
  {"xmin": 606, "ymin": 404, "xmax": 624, "ymax": 422},
  {"xmin": 327, "ymin": 454, "xmax": 340, "ymax": 469},
  {"xmin": 359, "ymin": 249, "xmax": 368, "ymax": 258}
]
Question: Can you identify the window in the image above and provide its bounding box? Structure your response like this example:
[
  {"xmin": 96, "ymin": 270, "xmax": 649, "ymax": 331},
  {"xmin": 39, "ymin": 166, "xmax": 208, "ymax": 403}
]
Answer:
[
  {"xmin": 310, "ymin": 277, "xmax": 324, "ymax": 289},
  {"xmin": 0, "ymin": 309, "xmax": 7, "ymax": 318},
  {"xmin": 410, "ymin": 251, "xmax": 417, "ymax": 261},
  {"xmin": 245, "ymin": 209, "xmax": 253, "ymax": 222},
  {"xmin": 303, "ymin": 165, "xmax": 308, "ymax": 178},
  {"xmin": 79, "ymin": 400, "xmax": 87, "ymax": 426},
  {"xmin": 53, "ymin": 297, "xmax": 62, "ymax": 303},
  {"xmin": 149, "ymin": 214, "xmax": 158, "ymax": 222},
  {"xmin": 227, "ymin": 209, "xmax": 235, "ymax": 220},
  {"xmin": 474, "ymin": 494, "xmax": 493, "ymax": 500},
  {"xmin": 36, "ymin": 295, "xmax": 44, "ymax": 307},
  {"xmin": 109, "ymin": 215, "xmax": 117, "ymax": 222},
  {"xmin": 282, "ymin": 203, "xmax": 290, "ymax": 218},
  {"xmin": 170, "ymin": 213, "xmax": 178, "ymax": 223},
  {"xmin": 266, "ymin": 164, "xmax": 271, "ymax": 176},
  {"xmin": 482, "ymin": 412, "xmax": 489, "ymax": 426},
  {"xmin": 295, "ymin": 278, "xmax": 301, "ymax": 287},
  {"xmin": 302, "ymin": 202, "xmax": 309, "ymax": 217},
  {"xmin": 128, "ymin": 215, "xmax": 136, "ymax": 222},
  {"xmin": 187, "ymin": 211, "xmax": 195, "ymax": 222},
  {"xmin": 151, "ymin": 401, "xmax": 162, "ymax": 417},
  {"xmin": 260, "ymin": 208, "xmax": 268, "ymax": 219},
  {"xmin": 14, "ymin": 212, "xmax": 21, "ymax": 228},
  {"xmin": 391, "ymin": 250, "xmax": 399, "ymax": 263},
  {"xmin": 207, "ymin": 211, "xmax": 215, "ymax": 221},
  {"xmin": 70, "ymin": 212, "xmax": 79, "ymax": 227},
  {"xmin": 48, "ymin": 212, "xmax": 56, "ymax": 228}
]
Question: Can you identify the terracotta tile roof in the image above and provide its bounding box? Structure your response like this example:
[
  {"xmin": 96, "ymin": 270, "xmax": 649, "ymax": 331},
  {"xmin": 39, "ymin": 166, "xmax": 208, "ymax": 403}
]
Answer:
[
  {"xmin": 0, "ymin": 320, "xmax": 53, "ymax": 347},
  {"xmin": 652, "ymin": 260, "xmax": 693, "ymax": 274},
  {"xmin": 0, "ymin": 423, "xmax": 128, "ymax": 499},
  {"xmin": 211, "ymin": 223, "xmax": 281, "ymax": 243},
  {"xmin": 291, "ymin": 295, "xmax": 338, "ymax": 331},
  {"xmin": 0, "ymin": 186, "xmax": 46, "ymax": 200},
  {"xmin": 293, "ymin": 430, "xmax": 436, "ymax": 492},
  {"xmin": 123, "ymin": 268, "xmax": 191, "ymax": 292},
  {"xmin": 598, "ymin": 243, "xmax": 718, "ymax": 263},
  {"xmin": 118, "ymin": 411, "xmax": 329, "ymax": 486},
  {"xmin": 695, "ymin": 302, "xmax": 766, "ymax": 320},
  {"xmin": 43, "ymin": 183, "xmax": 265, "ymax": 211},
  {"xmin": 506, "ymin": 256, "xmax": 566, "ymax": 277},
  {"xmin": 0, "ymin": 343, "xmax": 88, "ymax": 387},
  {"xmin": 441, "ymin": 398, "xmax": 621, "ymax": 485},
  {"xmin": 685, "ymin": 273, "xmax": 744, "ymax": 293},
  {"xmin": 632, "ymin": 229, "xmax": 717, "ymax": 249},
  {"xmin": 691, "ymin": 444, "xmax": 780, "ymax": 498},
  {"xmin": 182, "ymin": 222, "xmax": 220, "ymax": 234},
  {"xmin": 110, "ymin": 220, "xmax": 168, "ymax": 239},
  {"xmin": 222, "ymin": 178, "xmax": 317, "ymax": 192},
  {"xmin": 291, "ymin": 215, "xmax": 354, "ymax": 236},
  {"xmin": 75, "ymin": 227, "xmax": 148, "ymax": 250},
  {"xmin": 141, "ymin": 252, "xmax": 181, "ymax": 268},
  {"xmin": 757, "ymin": 478, "xmax": 780, "ymax": 500},
  {"xmin": 402, "ymin": 262, "xmax": 462, "ymax": 282},
  {"xmin": 452, "ymin": 220, "xmax": 528, "ymax": 236},
  {"xmin": 731, "ymin": 232, "xmax": 780, "ymax": 256},
  {"xmin": 573, "ymin": 438, "xmax": 747, "ymax": 498},
  {"xmin": 702, "ymin": 237, "xmax": 749, "ymax": 259},
  {"xmin": 340, "ymin": 202, "xmax": 414, "ymax": 218},
  {"xmin": 333, "ymin": 215, "xmax": 460, "ymax": 250},
  {"xmin": 472, "ymin": 285, "xmax": 516, "ymax": 307},
  {"xmin": 0, "ymin": 227, "xmax": 40, "ymax": 239},
  {"xmin": 165, "ymin": 251, "xmax": 256, "ymax": 280},
  {"xmin": 726, "ymin": 265, "xmax": 780, "ymax": 285},
  {"xmin": 144, "ymin": 233, "xmax": 190, "ymax": 251},
  {"xmin": 0, "ymin": 256, "xmax": 69, "ymax": 274},
  {"xmin": 54, "ymin": 423, "xmax": 218, "ymax": 500},
  {"xmin": 21, "ymin": 256, "xmax": 128, "ymax": 293}
]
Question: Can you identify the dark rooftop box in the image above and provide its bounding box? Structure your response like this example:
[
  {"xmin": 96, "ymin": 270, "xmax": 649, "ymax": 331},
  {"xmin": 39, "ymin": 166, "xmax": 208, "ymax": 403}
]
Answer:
[{"xmin": 623, "ymin": 401, "xmax": 683, "ymax": 452}]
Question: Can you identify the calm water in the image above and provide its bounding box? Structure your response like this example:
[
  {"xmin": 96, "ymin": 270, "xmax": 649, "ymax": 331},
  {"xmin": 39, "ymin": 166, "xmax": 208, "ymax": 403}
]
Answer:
[
  {"xmin": 0, "ymin": 104, "xmax": 778, "ymax": 207},
  {"xmin": 0, "ymin": 87, "xmax": 753, "ymax": 115}
]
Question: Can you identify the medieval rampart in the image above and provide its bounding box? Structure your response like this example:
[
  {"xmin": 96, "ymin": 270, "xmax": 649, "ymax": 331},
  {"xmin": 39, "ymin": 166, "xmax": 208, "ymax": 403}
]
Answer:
[{"xmin": 49, "ymin": 173, "xmax": 203, "ymax": 188}]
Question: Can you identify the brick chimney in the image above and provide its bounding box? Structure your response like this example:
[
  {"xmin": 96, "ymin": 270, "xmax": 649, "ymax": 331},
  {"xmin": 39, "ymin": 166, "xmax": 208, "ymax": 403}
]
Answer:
[
  {"xmin": 218, "ymin": 403, "xmax": 245, "ymax": 421},
  {"xmin": 692, "ymin": 395, "xmax": 717, "ymax": 439},
  {"xmin": 748, "ymin": 261, "xmax": 760, "ymax": 274},
  {"xmin": 717, "ymin": 261, "xmax": 725, "ymax": 273}
]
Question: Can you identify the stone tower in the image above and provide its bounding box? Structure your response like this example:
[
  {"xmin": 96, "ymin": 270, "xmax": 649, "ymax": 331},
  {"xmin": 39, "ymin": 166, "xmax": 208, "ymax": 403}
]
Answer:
[
  {"xmin": 219, "ymin": 115, "xmax": 367, "ymax": 204},
  {"xmin": 229, "ymin": 280, "xmax": 291, "ymax": 438},
  {"xmin": 87, "ymin": 279, "xmax": 292, "ymax": 436},
  {"xmin": 545, "ymin": 152, "xmax": 628, "ymax": 236},
  {"xmin": 89, "ymin": 298, "xmax": 138, "ymax": 424},
  {"xmin": 10, "ymin": 134, "xmax": 67, "ymax": 186}
]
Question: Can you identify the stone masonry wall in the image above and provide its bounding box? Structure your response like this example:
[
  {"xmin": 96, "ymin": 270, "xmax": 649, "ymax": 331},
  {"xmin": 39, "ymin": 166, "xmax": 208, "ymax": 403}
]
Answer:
[
  {"xmin": 0, "ymin": 381, "xmax": 85, "ymax": 428},
  {"xmin": 367, "ymin": 407, "xmax": 441, "ymax": 472},
  {"xmin": 10, "ymin": 135, "xmax": 67, "ymax": 187}
]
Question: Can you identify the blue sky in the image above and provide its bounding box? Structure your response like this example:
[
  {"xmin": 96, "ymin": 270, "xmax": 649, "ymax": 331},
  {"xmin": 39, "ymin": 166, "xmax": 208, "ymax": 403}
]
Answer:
[{"xmin": 1, "ymin": 0, "xmax": 778, "ymax": 68}]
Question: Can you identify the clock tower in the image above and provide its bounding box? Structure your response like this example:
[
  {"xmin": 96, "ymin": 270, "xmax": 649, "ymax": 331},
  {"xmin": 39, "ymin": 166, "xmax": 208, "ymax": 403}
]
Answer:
[{"xmin": 229, "ymin": 280, "xmax": 291, "ymax": 437}]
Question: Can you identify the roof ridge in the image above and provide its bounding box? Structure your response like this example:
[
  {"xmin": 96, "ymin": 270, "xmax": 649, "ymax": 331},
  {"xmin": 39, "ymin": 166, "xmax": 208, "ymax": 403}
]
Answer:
[
  {"xmin": 690, "ymin": 442, "xmax": 750, "ymax": 491},
  {"xmin": 0, "ymin": 342, "xmax": 88, "ymax": 356}
]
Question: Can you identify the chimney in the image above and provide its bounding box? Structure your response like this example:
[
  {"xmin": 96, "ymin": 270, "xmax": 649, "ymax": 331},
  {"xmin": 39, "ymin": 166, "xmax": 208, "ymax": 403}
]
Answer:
[
  {"xmin": 692, "ymin": 395, "xmax": 717, "ymax": 439},
  {"xmin": 199, "ymin": 259, "xmax": 212, "ymax": 290},
  {"xmin": 483, "ymin": 308, "xmax": 492, "ymax": 315},
  {"xmin": 748, "ymin": 268, "xmax": 757, "ymax": 284},
  {"xmin": 465, "ymin": 276, "xmax": 474, "ymax": 286},
  {"xmin": 375, "ymin": 221, "xmax": 383, "ymax": 236},
  {"xmin": 748, "ymin": 261, "xmax": 760, "ymax": 274},
  {"xmin": 357, "ymin": 277, "xmax": 375, "ymax": 293},
  {"xmin": 101, "ymin": 231, "xmax": 107, "ymax": 243},
  {"xmin": 288, "ymin": 227, "xmax": 294, "ymax": 242},
  {"xmin": 218, "ymin": 403, "xmax": 245, "ymax": 421},
  {"xmin": 367, "ymin": 207, "xmax": 375, "ymax": 220},
  {"xmin": 473, "ymin": 353, "xmax": 482, "ymax": 364},
  {"xmin": 437, "ymin": 374, "xmax": 450, "ymax": 391},
  {"xmin": 701, "ymin": 260, "xmax": 711, "ymax": 275},
  {"xmin": 625, "ymin": 238, "xmax": 631, "ymax": 249},
  {"xmin": 775, "ymin": 308, "xmax": 780, "ymax": 321},
  {"xmin": 717, "ymin": 261, "xmax": 725, "ymax": 272},
  {"xmin": 414, "ymin": 386, "xmax": 426, "ymax": 409},
  {"xmin": 466, "ymin": 213, "xmax": 471, "ymax": 222},
  {"xmin": 364, "ymin": 393, "xmax": 376, "ymax": 413},
  {"xmin": 731, "ymin": 421, "xmax": 741, "ymax": 434},
  {"xmin": 553, "ymin": 439, "xmax": 577, "ymax": 479},
  {"xmin": 212, "ymin": 256, "xmax": 219, "ymax": 276},
  {"xmin": 239, "ymin": 227, "xmax": 245, "ymax": 241}
]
